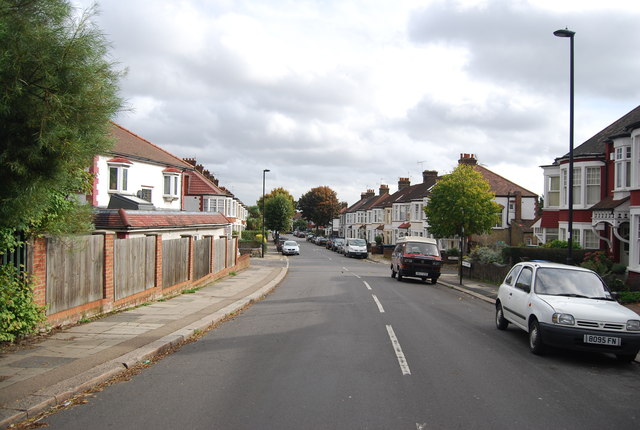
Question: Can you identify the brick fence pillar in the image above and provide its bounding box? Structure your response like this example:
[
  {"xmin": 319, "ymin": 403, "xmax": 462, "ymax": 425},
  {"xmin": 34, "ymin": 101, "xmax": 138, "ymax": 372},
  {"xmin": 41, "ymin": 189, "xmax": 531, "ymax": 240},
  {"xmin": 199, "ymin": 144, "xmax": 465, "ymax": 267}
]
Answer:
[
  {"xmin": 103, "ymin": 233, "xmax": 115, "ymax": 302},
  {"xmin": 154, "ymin": 234, "xmax": 163, "ymax": 288},
  {"xmin": 29, "ymin": 237, "xmax": 47, "ymax": 308}
]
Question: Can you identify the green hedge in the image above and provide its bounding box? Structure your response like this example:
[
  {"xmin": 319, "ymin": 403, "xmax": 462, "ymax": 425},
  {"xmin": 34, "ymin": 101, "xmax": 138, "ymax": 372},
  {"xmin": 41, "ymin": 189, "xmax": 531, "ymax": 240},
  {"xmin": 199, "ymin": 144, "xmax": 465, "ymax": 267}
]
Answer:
[{"xmin": 502, "ymin": 247, "xmax": 588, "ymax": 265}]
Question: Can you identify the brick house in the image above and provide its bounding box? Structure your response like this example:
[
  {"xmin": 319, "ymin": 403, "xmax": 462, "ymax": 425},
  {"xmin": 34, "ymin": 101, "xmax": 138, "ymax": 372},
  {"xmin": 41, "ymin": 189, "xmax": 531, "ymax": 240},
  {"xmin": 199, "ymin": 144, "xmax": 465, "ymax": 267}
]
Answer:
[{"xmin": 534, "ymin": 105, "xmax": 640, "ymax": 285}]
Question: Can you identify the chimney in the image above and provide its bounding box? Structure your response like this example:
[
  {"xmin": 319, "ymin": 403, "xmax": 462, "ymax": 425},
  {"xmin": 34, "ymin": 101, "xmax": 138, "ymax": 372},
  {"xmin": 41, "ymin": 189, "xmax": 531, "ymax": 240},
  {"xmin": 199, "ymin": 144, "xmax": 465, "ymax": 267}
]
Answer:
[
  {"xmin": 366, "ymin": 189, "xmax": 375, "ymax": 198},
  {"xmin": 398, "ymin": 177, "xmax": 411, "ymax": 190},
  {"xmin": 361, "ymin": 191, "xmax": 368, "ymax": 200},
  {"xmin": 458, "ymin": 153, "xmax": 478, "ymax": 165},
  {"xmin": 379, "ymin": 184, "xmax": 389, "ymax": 196},
  {"xmin": 183, "ymin": 157, "xmax": 197, "ymax": 166},
  {"xmin": 422, "ymin": 170, "xmax": 438, "ymax": 184}
]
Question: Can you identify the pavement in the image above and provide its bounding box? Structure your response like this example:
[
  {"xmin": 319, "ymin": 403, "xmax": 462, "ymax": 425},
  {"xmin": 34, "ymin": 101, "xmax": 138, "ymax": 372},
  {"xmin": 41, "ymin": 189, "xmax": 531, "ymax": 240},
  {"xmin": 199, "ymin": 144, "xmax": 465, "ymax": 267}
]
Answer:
[
  {"xmin": 1, "ymin": 250, "xmax": 638, "ymax": 428},
  {"xmin": 0, "ymin": 253, "xmax": 288, "ymax": 429}
]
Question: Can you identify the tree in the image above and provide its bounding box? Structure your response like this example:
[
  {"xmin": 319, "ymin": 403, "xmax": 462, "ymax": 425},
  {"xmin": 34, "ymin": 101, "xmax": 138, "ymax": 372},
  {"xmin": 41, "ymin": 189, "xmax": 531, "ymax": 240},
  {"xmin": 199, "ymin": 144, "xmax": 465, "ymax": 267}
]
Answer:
[
  {"xmin": 256, "ymin": 187, "xmax": 296, "ymax": 213},
  {"xmin": 293, "ymin": 218, "xmax": 308, "ymax": 232},
  {"xmin": 297, "ymin": 186, "xmax": 341, "ymax": 232},
  {"xmin": 424, "ymin": 164, "xmax": 501, "ymax": 241},
  {"xmin": 0, "ymin": 0, "xmax": 122, "ymax": 235},
  {"xmin": 264, "ymin": 194, "xmax": 295, "ymax": 239},
  {"xmin": 246, "ymin": 205, "xmax": 262, "ymax": 230}
]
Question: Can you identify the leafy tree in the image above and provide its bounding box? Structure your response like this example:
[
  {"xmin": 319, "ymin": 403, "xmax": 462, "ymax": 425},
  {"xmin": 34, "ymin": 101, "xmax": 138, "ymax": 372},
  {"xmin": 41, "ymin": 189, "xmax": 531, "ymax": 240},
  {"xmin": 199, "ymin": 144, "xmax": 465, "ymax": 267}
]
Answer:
[
  {"xmin": 424, "ymin": 164, "xmax": 501, "ymax": 242},
  {"xmin": 246, "ymin": 205, "xmax": 262, "ymax": 230},
  {"xmin": 264, "ymin": 194, "xmax": 295, "ymax": 239},
  {"xmin": 297, "ymin": 186, "xmax": 341, "ymax": 232},
  {"xmin": 293, "ymin": 218, "xmax": 308, "ymax": 232},
  {"xmin": 257, "ymin": 187, "xmax": 296, "ymax": 212},
  {"xmin": 0, "ymin": 0, "xmax": 122, "ymax": 235}
]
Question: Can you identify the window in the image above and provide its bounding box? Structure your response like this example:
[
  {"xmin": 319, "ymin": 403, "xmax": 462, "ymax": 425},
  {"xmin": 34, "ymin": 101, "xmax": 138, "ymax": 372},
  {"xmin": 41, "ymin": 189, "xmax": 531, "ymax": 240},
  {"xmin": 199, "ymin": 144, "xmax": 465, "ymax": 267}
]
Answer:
[
  {"xmin": 137, "ymin": 188, "xmax": 152, "ymax": 202},
  {"xmin": 583, "ymin": 229, "xmax": 599, "ymax": 249},
  {"xmin": 545, "ymin": 228, "xmax": 558, "ymax": 243},
  {"xmin": 515, "ymin": 267, "xmax": 533, "ymax": 292},
  {"xmin": 586, "ymin": 167, "xmax": 600, "ymax": 205},
  {"xmin": 108, "ymin": 163, "xmax": 129, "ymax": 192},
  {"xmin": 504, "ymin": 265, "xmax": 523, "ymax": 286},
  {"xmin": 572, "ymin": 167, "xmax": 581, "ymax": 205},
  {"xmin": 615, "ymin": 146, "xmax": 631, "ymax": 189},
  {"xmin": 547, "ymin": 175, "xmax": 560, "ymax": 207},
  {"xmin": 561, "ymin": 169, "xmax": 568, "ymax": 206},
  {"xmin": 163, "ymin": 173, "xmax": 180, "ymax": 198}
]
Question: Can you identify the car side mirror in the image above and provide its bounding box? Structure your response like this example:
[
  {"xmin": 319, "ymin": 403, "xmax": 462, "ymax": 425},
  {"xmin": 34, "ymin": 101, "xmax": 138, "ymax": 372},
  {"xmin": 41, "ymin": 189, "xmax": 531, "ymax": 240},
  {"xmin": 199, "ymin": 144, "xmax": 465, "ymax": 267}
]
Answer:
[{"xmin": 610, "ymin": 291, "xmax": 620, "ymax": 301}]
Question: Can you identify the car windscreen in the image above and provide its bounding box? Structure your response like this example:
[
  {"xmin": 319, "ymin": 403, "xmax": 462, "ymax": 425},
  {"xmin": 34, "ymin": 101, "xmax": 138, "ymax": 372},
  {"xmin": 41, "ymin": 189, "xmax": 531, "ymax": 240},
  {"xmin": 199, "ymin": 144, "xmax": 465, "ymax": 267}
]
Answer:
[
  {"xmin": 534, "ymin": 268, "xmax": 609, "ymax": 298},
  {"xmin": 349, "ymin": 239, "xmax": 366, "ymax": 246},
  {"xmin": 283, "ymin": 241, "xmax": 297, "ymax": 246},
  {"xmin": 404, "ymin": 242, "xmax": 439, "ymax": 256}
]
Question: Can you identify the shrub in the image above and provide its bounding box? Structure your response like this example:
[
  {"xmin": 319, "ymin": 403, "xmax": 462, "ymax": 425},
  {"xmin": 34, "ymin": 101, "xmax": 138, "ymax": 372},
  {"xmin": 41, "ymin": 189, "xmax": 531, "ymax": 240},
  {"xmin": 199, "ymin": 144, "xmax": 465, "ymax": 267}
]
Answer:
[
  {"xmin": 618, "ymin": 291, "xmax": 640, "ymax": 303},
  {"xmin": 469, "ymin": 246, "xmax": 502, "ymax": 264},
  {"xmin": 446, "ymin": 247, "xmax": 459, "ymax": 256},
  {"xmin": 0, "ymin": 265, "xmax": 46, "ymax": 342},
  {"xmin": 541, "ymin": 239, "xmax": 581, "ymax": 249},
  {"xmin": 580, "ymin": 251, "xmax": 613, "ymax": 275}
]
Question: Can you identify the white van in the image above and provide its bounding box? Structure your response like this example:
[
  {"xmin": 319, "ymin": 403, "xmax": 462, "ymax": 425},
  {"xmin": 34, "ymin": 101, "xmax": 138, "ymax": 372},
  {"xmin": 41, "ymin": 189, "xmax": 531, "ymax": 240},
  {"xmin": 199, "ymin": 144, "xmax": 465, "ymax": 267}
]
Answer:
[{"xmin": 344, "ymin": 238, "xmax": 368, "ymax": 259}]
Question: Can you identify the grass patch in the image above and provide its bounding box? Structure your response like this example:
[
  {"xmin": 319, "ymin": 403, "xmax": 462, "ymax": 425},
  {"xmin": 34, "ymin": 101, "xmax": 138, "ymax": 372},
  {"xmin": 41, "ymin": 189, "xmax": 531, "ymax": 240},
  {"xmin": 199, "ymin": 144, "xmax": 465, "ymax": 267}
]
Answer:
[{"xmin": 182, "ymin": 288, "xmax": 198, "ymax": 294}]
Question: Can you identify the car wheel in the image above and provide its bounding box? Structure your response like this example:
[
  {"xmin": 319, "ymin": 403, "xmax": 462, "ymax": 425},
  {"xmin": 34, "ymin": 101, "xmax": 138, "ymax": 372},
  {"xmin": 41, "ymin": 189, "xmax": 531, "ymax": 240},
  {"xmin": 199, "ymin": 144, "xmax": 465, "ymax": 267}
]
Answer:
[
  {"xmin": 495, "ymin": 303, "xmax": 508, "ymax": 330},
  {"xmin": 430, "ymin": 277, "xmax": 438, "ymax": 285},
  {"xmin": 390, "ymin": 266, "xmax": 396, "ymax": 278},
  {"xmin": 396, "ymin": 271, "xmax": 403, "ymax": 282},
  {"xmin": 615, "ymin": 353, "xmax": 637, "ymax": 363},
  {"xmin": 528, "ymin": 319, "xmax": 545, "ymax": 355}
]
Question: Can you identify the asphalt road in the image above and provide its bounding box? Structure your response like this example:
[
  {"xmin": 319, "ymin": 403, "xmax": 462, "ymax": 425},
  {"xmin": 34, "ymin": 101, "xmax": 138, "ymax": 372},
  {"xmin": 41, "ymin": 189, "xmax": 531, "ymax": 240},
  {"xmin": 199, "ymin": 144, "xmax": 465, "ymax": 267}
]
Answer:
[{"xmin": 44, "ymin": 240, "xmax": 639, "ymax": 430}]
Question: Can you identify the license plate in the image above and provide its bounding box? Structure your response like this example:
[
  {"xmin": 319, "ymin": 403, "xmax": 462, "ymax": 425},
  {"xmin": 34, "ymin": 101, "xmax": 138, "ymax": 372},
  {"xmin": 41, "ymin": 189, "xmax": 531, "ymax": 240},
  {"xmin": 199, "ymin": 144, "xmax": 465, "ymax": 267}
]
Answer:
[
  {"xmin": 583, "ymin": 334, "xmax": 621, "ymax": 346},
  {"xmin": 416, "ymin": 272, "xmax": 430, "ymax": 276}
]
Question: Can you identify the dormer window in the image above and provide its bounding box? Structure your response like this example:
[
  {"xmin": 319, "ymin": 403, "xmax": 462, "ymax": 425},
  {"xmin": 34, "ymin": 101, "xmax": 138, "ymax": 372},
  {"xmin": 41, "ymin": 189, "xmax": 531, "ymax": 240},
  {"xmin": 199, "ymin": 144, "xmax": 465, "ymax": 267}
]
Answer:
[
  {"xmin": 107, "ymin": 157, "xmax": 132, "ymax": 192},
  {"xmin": 163, "ymin": 168, "xmax": 181, "ymax": 201}
]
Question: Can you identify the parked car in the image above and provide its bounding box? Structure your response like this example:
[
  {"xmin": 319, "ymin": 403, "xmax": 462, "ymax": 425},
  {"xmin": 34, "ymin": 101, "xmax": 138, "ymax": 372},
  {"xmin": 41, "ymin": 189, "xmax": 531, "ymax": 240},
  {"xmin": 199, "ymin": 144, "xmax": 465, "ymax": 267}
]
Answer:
[
  {"xmin": 326, "ymin": 238, "xmax": 334, "ymax": 249},
  {"xmin": 390, "ymin": 237, "xmax": 441, "ymax": 284},
  {"xmin": 344, "ymin": 238, "xmax": 368, "ymax": 258},
  {"xmin": 281, "ymin": 240, "xmax": 300, "ymax": 256},
  {"xmin": 332, "ymin": 238, "xmax": 345, "ymax": 252},
  {"xmin": 306, "ymin": 234, "xmax": 315, "ymax": 242},
  {"xmin": 495, "ymin": 261, "xmax": 640, "ymax": 362},
  {"xmin": 316, "ymin": 236, "xmax": 328, "ymax": 246},
  {"xmin": 276, "ymin": 237, "xmax": 288, "ymax": 252}
]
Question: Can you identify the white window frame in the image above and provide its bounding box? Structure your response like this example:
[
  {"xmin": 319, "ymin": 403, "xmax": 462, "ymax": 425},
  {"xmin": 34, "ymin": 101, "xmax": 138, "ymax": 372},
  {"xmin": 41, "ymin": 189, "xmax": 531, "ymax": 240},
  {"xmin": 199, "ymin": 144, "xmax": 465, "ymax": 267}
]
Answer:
[
  {"xmin": 163, "ymin": 172, "xmax": 180, "ymax": 199},
  {"xmin": 108, "ymin": 162, "xmax": 129, "ymax": 193}
]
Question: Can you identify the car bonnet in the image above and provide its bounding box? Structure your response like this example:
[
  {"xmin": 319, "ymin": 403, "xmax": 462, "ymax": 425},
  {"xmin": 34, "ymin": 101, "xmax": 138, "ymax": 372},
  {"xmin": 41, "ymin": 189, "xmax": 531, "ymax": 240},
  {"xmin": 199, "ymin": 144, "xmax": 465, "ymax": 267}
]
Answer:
[{"xmin": 539, "ymin": 295, "xmax": 639, "ymax": 321}]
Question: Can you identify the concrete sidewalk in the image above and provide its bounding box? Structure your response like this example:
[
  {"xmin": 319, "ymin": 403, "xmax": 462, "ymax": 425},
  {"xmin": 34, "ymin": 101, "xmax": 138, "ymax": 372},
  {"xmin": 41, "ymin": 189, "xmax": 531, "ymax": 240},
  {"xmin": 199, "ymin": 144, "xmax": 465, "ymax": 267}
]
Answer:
[{"xmin": 0, "ymin": 253, "xmax": 289, "ymax": 429}]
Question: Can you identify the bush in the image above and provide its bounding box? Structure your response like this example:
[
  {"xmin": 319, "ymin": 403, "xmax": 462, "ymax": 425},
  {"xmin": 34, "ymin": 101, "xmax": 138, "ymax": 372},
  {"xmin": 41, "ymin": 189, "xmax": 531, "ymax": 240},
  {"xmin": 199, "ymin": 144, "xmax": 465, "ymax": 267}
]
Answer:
[
  {"xmin": 618, "ymin": 291, "xmax": 640, "ymax": 303},
  {"xmin": 241, "ymin": 230, "xmax": 263, "ymax": 241},
  {"xmin": 0, "ymin": 265, "xmax": 46, "ymax": 342},
  {"xmin": 470, "ymin": 247, "xmax": 502, "ymax": 264},
  {"xmin": 541, "ymin": 240, "xmax": 582, "ymax": 249},
  {"xmin": 580, "ymin": 251, "xmax": 613, "ymax": 275},
  {"xmin": 446, "ymin": 247, "xmax": 459, "ymax": 256}
]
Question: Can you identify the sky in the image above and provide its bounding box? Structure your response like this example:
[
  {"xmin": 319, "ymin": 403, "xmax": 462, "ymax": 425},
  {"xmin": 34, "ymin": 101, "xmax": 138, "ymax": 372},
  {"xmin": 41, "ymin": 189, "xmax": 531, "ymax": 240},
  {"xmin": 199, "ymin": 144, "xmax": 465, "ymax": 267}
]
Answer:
[{"xmin": 72, "ymin": 0, "xmax": 640, "ymax": 207}]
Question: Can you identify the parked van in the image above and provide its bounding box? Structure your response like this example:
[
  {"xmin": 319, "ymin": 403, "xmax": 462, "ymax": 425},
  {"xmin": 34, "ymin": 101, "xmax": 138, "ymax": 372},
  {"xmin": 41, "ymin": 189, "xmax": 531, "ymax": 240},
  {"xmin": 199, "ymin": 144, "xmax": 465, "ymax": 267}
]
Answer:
[
  {"xmin": 391, "ymin": 236, "xmax": 441, "ymax": 284},
  {"xmin": 344, "ymin": 238, "xmax": 368, "ymax": 258}
]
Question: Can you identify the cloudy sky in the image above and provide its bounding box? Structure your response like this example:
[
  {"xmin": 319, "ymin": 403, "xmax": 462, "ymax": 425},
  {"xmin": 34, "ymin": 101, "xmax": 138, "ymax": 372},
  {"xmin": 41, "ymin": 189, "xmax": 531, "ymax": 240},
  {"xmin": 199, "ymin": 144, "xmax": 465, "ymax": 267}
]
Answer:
[{"xmin": 72, "ymin": 0, "xmax": 640, "ymax": 206}]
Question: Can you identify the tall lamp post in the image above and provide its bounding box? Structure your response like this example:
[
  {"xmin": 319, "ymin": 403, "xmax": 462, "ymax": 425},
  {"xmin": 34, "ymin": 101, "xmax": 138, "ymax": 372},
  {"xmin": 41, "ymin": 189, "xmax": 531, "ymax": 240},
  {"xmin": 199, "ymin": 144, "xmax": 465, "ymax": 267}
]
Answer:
[
  {"xmin": 554, "ymin": 28, "xmax": 575, "ymax": 264},
  {"xmin": 261, "ymin": 169, "xmax": 270, "ymax": 258}
]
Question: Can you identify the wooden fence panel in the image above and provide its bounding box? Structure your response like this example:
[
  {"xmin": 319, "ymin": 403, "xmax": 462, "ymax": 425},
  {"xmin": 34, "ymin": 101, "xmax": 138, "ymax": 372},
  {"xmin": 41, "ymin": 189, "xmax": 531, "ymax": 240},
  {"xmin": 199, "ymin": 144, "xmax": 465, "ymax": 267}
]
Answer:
[
  {"xmin": 214, "ymin": 238, "xmax": 226, "ymax": 273},
  {"xmin": 114, "ymin": 236, "xmax": 156, "ymax": 300},
  {"xmin": 193, "ymin": 237, "xmax": 211, "ymax": 280},
  {"xmin": 162, "ymin": 238, "xmax": 189, "ymax": 288},
  {"xmin": 46, "ymin": 235, "xmax": 104, "ymax": 315},
  {"xmin": 227, "ymin": 239, "xmax": 236, "ymax": 268}
]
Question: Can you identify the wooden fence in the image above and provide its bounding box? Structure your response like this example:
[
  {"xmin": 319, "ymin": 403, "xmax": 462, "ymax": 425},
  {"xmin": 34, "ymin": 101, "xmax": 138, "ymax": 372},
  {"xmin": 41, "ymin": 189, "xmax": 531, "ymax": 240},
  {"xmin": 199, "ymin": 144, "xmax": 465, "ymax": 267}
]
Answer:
[
  {"xmin": 29, "ymin": 233, "xmax": 248, "ymax": 327},
  {"xmin": 162, "ymin": 237, "xmax": 190, "ymax": 288},
  {"xmin": 114, "ymin": 236, "xmax": 156, "ymax": 300},
  {"xmin": 193, "ymin": 237, "xmax": 212, "ymax": 280},
  {"xmin": 46, "ymin": 235, "xmax": 104, "ymax": 315}
]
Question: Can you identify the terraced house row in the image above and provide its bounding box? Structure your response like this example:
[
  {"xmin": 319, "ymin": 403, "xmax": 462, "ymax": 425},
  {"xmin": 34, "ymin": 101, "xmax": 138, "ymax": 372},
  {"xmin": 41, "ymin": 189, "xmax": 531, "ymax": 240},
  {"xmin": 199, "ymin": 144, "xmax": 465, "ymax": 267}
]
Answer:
[{"xmin": 335, "ymin": 153, "xmax": 539, "ymax": 251}]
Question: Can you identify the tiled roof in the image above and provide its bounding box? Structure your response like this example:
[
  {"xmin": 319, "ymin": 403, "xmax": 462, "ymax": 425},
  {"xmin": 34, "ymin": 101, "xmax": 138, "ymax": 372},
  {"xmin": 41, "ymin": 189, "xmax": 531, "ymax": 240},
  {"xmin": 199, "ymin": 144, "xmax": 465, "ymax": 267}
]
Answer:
[
  {"xmin": 94, "ymin": 209, "xmax": 231, "ymax": 230},
  {"xmin": 109, "ymin": 122, "xmax": 193, "ymax": 170},
  {"xmin": 473, "ymin": 165, "xmax": 537, "ymax": 197},
  {"xmin": 589, "ymin": 196, "xmax": 630, "ymax": 211},
  {"xmin": 185, "ymin": 170, "xmax": 227, "ymax": 196}
]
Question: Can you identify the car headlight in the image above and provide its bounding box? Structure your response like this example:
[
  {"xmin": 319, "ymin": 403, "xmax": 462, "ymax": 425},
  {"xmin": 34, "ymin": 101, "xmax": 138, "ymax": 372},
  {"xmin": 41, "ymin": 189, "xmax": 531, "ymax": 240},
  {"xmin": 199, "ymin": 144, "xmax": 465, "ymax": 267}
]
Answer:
[
  {"xmin": 403, "ymin": 258, "xmax": 413, "ymax": 263},
  {"xmin": 627, "ymin": 320, "xmax": 640, "ymax": 332},
  {"xmin": 552, "ymin": 313, "xmax": 575, "ymax": 326}
]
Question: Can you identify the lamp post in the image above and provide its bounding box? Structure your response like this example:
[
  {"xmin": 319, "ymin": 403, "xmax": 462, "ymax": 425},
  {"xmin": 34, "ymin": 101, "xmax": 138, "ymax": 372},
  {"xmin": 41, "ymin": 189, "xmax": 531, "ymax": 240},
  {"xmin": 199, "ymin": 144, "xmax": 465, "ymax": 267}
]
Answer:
[
  {"xmin": 261, "ymin": 169, "xmax": 270, "ymax": 258},
  {"xmin": 554, "ymin": 28, "xmax": 575, "ymax": 264}
]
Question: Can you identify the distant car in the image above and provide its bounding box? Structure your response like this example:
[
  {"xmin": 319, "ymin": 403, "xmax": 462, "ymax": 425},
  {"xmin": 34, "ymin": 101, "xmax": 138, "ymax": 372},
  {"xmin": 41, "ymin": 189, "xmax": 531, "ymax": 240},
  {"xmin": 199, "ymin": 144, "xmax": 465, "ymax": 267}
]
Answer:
[
  {"xmin": 390, "ymin": 236, "xmax": 441, "ymax": 284},
  {"xmin": 344, "ymin": 238, "xmax": 368, "ymax": 258},
  {"xmin": 495, "ymin": 261, "xmax": 640, "ymax": 362},
  {"xmin": 316, "ymin": 236, "xmax": 328, "ymax": 246},
  {"xmin": 276, "ymin": 237, "xmax": 288, "ymax": 252},
  {"xmin": 332, "ymin": 238, "xmax": 345, "ymax": 252},
  {"xmin": 281, "ymin": 240, "xmax": 300, "ymax": 256},
  {"xmin": 306, "ymin": 234, "xmax": 315, "ymax": 242}
]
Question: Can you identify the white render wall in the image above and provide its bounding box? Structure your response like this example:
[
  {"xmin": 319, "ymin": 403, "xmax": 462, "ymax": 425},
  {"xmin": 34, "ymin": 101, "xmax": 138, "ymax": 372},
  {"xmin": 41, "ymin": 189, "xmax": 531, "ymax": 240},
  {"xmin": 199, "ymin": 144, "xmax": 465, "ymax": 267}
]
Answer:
[{"xmin": 95, "ymin": 155, "xmax": 182, "ymax": 210}]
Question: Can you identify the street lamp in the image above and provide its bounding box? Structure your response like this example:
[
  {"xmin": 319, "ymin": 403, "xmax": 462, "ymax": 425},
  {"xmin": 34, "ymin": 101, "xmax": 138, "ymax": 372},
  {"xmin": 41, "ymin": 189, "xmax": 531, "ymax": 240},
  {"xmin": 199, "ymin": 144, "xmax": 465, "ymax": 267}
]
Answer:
[
  {"xmin": 261, "ymin": 169, "xmax": 270, "ymax": 258},
  {"xmin": 554, "ymin": 27, "xmax": 575, "ymax": 264}
]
